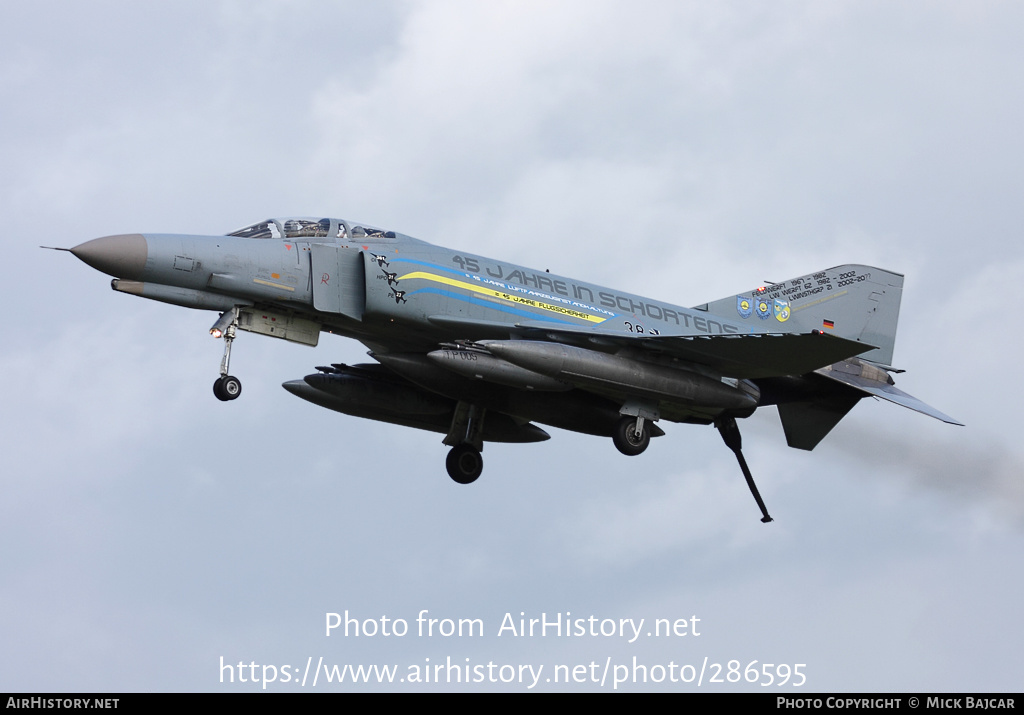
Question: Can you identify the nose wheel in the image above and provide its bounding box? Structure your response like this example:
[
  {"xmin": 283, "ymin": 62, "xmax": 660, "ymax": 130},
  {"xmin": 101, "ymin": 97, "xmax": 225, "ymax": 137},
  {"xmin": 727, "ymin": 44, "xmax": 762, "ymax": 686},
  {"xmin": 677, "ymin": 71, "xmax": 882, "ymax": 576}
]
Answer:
[{"xmin": 213, "ymin": 375, "xmax": 242, "ymax": 401}]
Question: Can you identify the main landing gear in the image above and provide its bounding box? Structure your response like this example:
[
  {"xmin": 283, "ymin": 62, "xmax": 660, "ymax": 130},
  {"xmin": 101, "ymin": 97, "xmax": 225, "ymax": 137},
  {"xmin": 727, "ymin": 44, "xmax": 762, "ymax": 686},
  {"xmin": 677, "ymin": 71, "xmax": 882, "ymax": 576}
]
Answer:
[
  {"xmin": 613, "ymin": 415, "xmax": 651, "ymax": 456},
  {"xmin": 443, "ymin": 402, "xmax": 485, "ymax": 485},
  {"xmin": 211, "ymin": 308, "xmax": 242, "ymax": 402},
  {"xmin": 613, "ymin": 401, "xmax": 658, "ymax": 456},
  {"xmin": 446, "ymin": 444, "xmax": 483, "ymax": 484}
]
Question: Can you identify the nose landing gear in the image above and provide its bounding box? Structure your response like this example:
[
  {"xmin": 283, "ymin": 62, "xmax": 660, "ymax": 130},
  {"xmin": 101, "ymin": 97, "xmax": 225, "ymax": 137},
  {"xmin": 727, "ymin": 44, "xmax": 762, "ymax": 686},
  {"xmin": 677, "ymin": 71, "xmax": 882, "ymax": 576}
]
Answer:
[{"xmin": 211, "ymin": 308, "xmax": 242, "ymax": 402}]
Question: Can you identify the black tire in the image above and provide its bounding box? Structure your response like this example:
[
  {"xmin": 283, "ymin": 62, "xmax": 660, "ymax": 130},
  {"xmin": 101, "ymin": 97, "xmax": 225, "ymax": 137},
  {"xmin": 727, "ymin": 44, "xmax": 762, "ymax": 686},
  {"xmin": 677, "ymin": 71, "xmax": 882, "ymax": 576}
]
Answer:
[
  {"xmin": 446, "ymin": 445, "xmax": 483, "ymax": 484},
  {"xmin": 221, "ymin": 375, "xmax": 242, "ymax": 400},
  {"xmin": 213, "ymin": 377, "xmax": 229, "ymax": 401},
  {"xmin": 613, "ymin": 416, "xmax": 650, "ymax": 456}
]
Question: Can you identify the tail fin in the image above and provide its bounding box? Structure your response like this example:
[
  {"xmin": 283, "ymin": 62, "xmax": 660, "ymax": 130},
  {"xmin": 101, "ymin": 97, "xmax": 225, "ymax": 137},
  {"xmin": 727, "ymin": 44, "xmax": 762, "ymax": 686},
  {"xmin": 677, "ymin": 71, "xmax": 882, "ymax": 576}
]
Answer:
[{"xmin": 698, "ymin": 265, "xmax": 903, "ymax": 367}]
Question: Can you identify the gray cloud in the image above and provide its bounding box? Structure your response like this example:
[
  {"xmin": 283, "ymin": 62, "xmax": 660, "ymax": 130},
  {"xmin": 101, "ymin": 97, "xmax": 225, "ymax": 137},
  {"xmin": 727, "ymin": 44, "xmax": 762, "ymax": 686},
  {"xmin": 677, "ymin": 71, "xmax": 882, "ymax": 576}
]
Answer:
[
  {"xmin": 4, "ymin": 0, "xmax": 1023, "ymax": 692},
  {"xmin": 831, "ymin": 422, "xmax": 1024, "ymax": 528}
]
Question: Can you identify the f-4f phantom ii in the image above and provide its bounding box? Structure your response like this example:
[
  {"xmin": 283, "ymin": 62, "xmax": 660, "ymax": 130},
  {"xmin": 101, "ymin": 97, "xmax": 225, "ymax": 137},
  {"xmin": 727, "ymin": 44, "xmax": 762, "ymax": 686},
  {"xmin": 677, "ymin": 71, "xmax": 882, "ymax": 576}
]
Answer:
[{"xmin": 53, "ymin": 216, "xmax": 961, "ymax": 522}]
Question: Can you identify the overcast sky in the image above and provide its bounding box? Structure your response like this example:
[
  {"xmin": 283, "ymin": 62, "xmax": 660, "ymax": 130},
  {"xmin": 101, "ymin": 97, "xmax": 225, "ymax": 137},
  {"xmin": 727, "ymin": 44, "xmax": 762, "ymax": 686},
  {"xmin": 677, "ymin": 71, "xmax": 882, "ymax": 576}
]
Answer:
[{"xmin": 2, "ymin": 0, "xmax": 1022, "ymax": 692}]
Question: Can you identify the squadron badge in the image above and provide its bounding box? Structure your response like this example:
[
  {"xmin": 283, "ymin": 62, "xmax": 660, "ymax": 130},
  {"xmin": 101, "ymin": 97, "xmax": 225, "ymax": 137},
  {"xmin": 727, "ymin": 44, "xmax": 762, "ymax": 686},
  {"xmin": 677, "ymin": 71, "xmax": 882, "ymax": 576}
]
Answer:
[
  {"xmin": 755, "ymin": 298, "xmax": 771, "ymax": 320},
  {"xmin": 736, "ymin": 296, "xmax": 753, "ymax": 318},
  {"xmin": 773, "ymin": 298, "xmax": 791, "ymax": 322}
]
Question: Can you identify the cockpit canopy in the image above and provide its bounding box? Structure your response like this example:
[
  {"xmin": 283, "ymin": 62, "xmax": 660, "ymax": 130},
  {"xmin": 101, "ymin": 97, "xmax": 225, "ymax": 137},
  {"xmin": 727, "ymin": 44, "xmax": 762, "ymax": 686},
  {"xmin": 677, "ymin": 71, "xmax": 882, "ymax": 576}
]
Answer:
[{"xmin": 226, "ymin": 217, "xmax": 397, "ymax": 241}]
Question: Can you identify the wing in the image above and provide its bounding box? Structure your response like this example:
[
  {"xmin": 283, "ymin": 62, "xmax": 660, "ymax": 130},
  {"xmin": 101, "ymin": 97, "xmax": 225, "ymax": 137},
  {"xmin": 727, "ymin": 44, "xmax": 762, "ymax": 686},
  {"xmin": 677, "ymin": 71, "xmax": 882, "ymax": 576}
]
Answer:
[
  {"xmin": 631, "ymin": 331, "xmax": 872, "ymax": 379},
  {"xmin": 427, "ymin": 315, "xmax": 874, "ymax": 379}
]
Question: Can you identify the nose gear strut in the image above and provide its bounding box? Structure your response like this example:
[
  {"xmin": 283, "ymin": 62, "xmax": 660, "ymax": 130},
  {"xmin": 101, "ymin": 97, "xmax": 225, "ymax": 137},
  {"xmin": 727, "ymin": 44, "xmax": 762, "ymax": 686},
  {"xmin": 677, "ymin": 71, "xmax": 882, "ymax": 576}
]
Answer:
[{"xmin": 211, "ymin": 307, "xmax": 243, "ymax": 401}]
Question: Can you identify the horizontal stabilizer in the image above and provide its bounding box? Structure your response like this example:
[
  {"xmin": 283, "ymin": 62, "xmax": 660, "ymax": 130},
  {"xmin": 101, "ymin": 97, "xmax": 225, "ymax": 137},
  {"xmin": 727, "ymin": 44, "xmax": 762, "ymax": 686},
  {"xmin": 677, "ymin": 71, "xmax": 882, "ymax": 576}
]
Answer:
[{"xmin": 815, "ymin": 362, "xmax": 963, "ymax": 425}]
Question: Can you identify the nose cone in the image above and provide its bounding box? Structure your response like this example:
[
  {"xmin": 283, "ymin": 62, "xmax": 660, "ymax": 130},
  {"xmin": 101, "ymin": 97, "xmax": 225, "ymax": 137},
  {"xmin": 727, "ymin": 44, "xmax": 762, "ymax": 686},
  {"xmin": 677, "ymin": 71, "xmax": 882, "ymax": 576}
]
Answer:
[{"xmin": 70, "ymin": 234, "xmax": 148, "ymax": 279}]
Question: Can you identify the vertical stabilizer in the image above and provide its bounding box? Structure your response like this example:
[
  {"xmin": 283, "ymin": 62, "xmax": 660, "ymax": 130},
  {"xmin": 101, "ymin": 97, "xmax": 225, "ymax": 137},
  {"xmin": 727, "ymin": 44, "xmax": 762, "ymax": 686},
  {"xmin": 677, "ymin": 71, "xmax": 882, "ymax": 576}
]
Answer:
[{"xmin": 699, "ymin": 265, "xmax": 904, "ymax": 367}]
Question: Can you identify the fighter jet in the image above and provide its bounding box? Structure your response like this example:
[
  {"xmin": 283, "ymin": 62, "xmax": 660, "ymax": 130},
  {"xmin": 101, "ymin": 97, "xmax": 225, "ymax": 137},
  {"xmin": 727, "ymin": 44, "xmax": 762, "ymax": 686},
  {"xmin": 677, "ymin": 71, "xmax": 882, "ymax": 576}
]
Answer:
[{"xmin": 52, "ymin": 216, "xmax": 961, "ymax": 522}]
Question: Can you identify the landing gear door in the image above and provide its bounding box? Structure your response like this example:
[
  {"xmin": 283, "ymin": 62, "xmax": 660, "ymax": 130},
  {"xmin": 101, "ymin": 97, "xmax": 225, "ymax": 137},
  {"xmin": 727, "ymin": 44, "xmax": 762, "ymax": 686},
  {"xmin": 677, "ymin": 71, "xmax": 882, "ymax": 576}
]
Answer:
[{"xmin": 311, "ymin": 244, "xmax": 365, "ymax": 321}]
